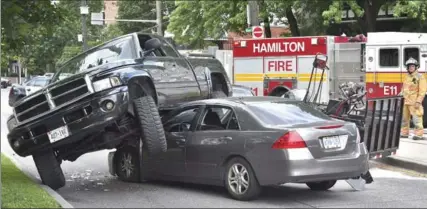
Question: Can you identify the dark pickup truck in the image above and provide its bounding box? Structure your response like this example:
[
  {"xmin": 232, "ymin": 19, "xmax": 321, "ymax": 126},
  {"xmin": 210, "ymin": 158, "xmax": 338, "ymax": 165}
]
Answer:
[{"xmin": 6, "ymin": 32, "xmax": 232, "ymax": 190}]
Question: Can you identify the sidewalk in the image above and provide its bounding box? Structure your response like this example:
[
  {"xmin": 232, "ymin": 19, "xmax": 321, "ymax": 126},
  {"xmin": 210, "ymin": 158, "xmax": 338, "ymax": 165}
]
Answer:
[{"xmin": 380, "ymin": 130, "xmax": 427, "ymax": 173}]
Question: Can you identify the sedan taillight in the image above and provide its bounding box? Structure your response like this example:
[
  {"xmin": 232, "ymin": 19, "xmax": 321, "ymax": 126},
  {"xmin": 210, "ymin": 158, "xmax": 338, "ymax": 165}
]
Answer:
[{"xmin": 272, "ymin": 131, "xmax": 307, "ymax": 149}]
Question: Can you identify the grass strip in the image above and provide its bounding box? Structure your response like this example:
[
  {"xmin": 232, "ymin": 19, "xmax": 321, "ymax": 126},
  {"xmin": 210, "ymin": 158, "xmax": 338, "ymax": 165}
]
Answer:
[{"xmin": 1, "ymin": 154, "xmax": 61, "ymax": 208}]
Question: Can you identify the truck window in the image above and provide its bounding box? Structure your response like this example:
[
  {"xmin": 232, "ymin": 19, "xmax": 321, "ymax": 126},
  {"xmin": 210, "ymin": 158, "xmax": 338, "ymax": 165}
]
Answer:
[
  {"xmin": 404, "ymin": 47, "xmax": 420, "ymax": 63},
  {"xmin": 379, "ymin": 48, "xmax": 399, "ymax": 67},
  {"xmin": 82, "ymin": 37, "xmax": 134, "ymax": 69},
  {"xmin": 137, "ymin": 34, "xmax": 179, "ymax": 58},
  {"xmin": 159, "ymin": 38, "xmax": 179, "ymax": 58}
]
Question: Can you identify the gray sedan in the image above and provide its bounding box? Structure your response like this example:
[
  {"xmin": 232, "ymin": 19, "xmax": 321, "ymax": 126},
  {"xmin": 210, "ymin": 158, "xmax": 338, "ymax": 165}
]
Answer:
[{"xmin": 108, "ymin": 96, "xmax": 369, "ymax": 201}]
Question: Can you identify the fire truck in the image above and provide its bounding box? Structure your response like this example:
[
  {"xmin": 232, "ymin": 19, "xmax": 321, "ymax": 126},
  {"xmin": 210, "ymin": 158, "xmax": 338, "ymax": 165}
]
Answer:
[
  {"xmin": 231, "ymin": 32, "xmax": 427, "ymax": 159},
  {"xmin": 231, "ymin": 32, "xmax": 427, "ymax": 104}
]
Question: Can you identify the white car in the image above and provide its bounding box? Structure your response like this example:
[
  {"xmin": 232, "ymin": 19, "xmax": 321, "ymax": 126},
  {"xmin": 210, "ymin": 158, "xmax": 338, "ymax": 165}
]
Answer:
[{"xmin": 21, "ymin": 76, "xmax": 51, "ymax": 95}]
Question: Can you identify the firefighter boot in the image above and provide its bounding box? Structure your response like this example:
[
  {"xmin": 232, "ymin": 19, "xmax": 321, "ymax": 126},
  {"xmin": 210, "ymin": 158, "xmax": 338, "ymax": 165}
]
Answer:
[{"xmin": 400, "ymin": 105, "xmax": 410, "ymax": 138}]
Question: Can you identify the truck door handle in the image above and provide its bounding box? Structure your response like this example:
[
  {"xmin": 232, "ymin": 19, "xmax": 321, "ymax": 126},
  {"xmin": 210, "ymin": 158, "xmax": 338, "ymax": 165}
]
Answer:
[
  {"xmin": 27, "ymin": 89, "xmax": 31, "ymax": 91},
  {"xmin": 220, "ymin": 136, "xmax": 232, "ymax": 141}
]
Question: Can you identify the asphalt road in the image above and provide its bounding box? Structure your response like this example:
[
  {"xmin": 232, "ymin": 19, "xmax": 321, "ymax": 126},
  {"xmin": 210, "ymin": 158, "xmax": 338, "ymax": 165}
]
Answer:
[{"xmin": 2, "ymin": 87, "xmax": 427, "ymax": 208}]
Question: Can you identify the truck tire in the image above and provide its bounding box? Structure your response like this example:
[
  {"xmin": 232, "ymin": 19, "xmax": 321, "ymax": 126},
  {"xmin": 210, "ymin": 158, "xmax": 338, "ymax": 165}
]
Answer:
[
  {"xmin": 32, "ymin": 149, "xmax": 65, "ymax": 190},
  {"xmin": 212, "ymin": 91, "xmax": 227, "ymax": 98},
  {"xmin": 133, "ymin": 96, "xmax": 167, "ymax": 155},
  {"xmin": 114, "ymin": 146, "xmax": 140, "ymax": 182}
]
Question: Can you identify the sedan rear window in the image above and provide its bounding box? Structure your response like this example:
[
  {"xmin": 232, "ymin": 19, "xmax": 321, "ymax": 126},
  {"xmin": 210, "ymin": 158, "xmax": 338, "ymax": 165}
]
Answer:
[{"xmin": 247, "ymin": 102, "xmax": 331, "ymax": 126}]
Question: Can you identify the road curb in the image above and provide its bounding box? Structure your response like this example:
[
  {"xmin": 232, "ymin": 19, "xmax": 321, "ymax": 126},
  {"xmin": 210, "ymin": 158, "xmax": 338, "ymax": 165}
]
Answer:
[
  {"xmin": 379, "ymin": 156, "xmax": 427, "ymax": 174},
  {"xmin": 3, "ymin": 153, "xmax": 74, "ymax": 208}
]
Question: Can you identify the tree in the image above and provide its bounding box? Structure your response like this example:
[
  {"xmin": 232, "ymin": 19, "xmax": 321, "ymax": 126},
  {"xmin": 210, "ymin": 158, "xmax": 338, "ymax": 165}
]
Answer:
[
  {"xmin": 265, "ymin": 1, "xmax": 301, "ymax": 36},
  {"xmin": 1, "ymin": 0, "xmax": 63, "ymax": 52},
  {"xmin": 322, "ymin": 0, "xmax": 389, "ymax": 33},
  {"xmin": 116, "ymin": 0, "xmax": 176, "ymax": 35},
  {"xmin": 393, "ymin": 0, "xmax": 427, "ymax": 32},
  {"xmin": 167, "ymin": 0, "xmax": 247, "ymax": 47}
]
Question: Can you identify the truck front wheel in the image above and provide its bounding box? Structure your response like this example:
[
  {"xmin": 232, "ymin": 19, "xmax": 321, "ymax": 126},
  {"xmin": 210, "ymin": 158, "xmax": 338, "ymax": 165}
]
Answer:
[
  {"xmin": 133, "ymin": 96, "xmax": 167, "ymax": 155},
  {"xmin": 32, "ymin": 149, "xmax": 65, "ymax": 190}
]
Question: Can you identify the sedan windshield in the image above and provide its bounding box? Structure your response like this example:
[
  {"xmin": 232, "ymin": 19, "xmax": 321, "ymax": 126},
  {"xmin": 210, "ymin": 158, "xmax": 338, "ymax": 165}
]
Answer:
[{"xmin": 247, "ymin": 102, "xmax": 331, "ymax": 126}]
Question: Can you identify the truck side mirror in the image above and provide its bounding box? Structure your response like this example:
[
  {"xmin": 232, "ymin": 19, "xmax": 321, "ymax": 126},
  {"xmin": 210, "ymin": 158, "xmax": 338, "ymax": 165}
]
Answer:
[{"xmin": 143, "ymin": 38, "xmax": 161, "ymax": 56}]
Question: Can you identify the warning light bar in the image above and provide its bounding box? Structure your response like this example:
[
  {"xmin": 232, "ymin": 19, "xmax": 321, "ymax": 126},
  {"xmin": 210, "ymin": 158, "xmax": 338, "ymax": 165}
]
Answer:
[{"xmin": 233, "ymin": 40, "xmax": 247, "ymax": 48}]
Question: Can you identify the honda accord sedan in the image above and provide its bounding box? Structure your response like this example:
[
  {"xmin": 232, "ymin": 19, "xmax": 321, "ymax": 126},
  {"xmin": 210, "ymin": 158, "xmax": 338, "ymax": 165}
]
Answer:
[{"xmin": 108, "ymin": 96, "xmax": 370, "ymax": 201}]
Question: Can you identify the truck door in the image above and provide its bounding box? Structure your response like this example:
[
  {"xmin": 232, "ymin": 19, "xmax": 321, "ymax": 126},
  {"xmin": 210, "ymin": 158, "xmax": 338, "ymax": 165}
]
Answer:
[{"xmin": 366, "ymin": 45, "xmax": 403, "ymax": 99}]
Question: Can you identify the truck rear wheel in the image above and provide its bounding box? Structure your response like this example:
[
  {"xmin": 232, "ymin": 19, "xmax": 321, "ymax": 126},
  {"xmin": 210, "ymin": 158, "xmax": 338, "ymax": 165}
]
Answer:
[
  {"xmin": 133, "ymin": 96, "xmax": 167, "ymax": 155},
  {"xmin": 32, "ymin": 149, "xmax": 65, "ymax": 190}
]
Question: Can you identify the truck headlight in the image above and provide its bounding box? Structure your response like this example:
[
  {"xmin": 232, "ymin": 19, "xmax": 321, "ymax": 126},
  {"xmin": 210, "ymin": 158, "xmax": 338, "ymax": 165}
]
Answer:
[{"xmin": 93, "ymin": 76, "xmax": 122, "ymax": 92}]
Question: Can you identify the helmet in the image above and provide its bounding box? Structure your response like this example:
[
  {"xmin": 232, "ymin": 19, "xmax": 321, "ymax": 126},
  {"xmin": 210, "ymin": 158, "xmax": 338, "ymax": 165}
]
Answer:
[{"xmin": 405, "ymin": 57, "xmax": 419, "ymax": 67}]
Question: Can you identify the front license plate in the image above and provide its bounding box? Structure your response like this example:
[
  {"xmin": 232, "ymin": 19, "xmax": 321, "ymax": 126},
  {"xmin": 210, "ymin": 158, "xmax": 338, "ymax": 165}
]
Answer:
[
  {"xmin": 322, "ymin": 136, "xmax": 341, "ymax": 149},
  {"xmin": 47, "ymin": 125, "xmax": 70, "ymax": 143}
]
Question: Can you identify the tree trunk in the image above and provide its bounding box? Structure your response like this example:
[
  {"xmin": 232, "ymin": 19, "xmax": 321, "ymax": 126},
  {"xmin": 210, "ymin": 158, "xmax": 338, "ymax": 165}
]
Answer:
[
  {"xmin": 357, "ymin": 0, "xmax": 386, "ymax": 33},
  {"xmin": 264, "ymin": 16, "xmax": 272, "ymax": 38},
  {"xmin": 285, "ymin": 7, "xmax": 300, "ymax": 36}
]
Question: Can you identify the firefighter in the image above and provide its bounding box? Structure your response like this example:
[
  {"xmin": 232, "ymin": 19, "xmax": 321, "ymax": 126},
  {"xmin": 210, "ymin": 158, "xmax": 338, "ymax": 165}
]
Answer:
[{"xmin": 400, "ymin": 57, "xmax": 427, "ymax": 140}]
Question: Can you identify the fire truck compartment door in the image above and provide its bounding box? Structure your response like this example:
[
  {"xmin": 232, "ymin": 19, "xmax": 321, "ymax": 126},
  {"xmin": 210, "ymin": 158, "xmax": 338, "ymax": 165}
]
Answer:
[{"xmin": 366, "ymin": 47, "xmax": 375, "ymax": 72}]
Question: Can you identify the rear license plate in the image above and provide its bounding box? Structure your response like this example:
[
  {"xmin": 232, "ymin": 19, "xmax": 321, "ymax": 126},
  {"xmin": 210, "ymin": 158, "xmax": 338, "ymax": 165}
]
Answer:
[
  {"xmin": 47, "ymin": 125, "xmax": 70, "ymax": 143},
  {"xmin": 322, "ymin": 136, "xmax": 341, "ymax": 149}
]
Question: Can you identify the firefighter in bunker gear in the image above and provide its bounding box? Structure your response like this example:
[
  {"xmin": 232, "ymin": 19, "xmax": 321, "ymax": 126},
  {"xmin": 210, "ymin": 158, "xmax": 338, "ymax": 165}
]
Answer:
[{"xmin": 400, "ymin": 57, "xmax": 427, "ymax": 140}]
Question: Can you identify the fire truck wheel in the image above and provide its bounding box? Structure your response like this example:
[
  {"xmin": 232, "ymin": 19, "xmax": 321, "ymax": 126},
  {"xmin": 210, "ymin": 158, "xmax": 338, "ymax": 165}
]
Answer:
[{"xmin": 212, "ymin": 91, "xmax": 227, "ymax": 98}]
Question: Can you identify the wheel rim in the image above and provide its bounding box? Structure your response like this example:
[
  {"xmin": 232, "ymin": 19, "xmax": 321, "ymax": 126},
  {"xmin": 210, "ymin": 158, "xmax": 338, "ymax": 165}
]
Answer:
[
  {"xmin": 228, "ymin": 163, "xmax": 249, "ymax": 195},
  {"xmin": 120, "ymin": 153, "xmax": 134, "ymax": 178}
]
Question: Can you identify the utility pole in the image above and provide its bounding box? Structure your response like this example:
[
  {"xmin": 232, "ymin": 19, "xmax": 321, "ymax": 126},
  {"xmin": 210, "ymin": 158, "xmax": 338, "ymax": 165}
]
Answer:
[
  {"xmin": 246, "ymin": 0, "xmax": 259, "ymax": 27},
  {"xmin": 81, "ymin": 0, "xmax": 88, "ymax": 51},
  {"xmin": 156, "ymin": 0, "xmax": 163, "ymax": 36}
]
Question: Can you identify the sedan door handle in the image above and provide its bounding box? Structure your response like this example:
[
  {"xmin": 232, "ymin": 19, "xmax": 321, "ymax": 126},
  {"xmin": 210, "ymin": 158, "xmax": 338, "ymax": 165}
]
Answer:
[
  {"xmin": 176, "ymin": 138, "xmax": 186, "ymax": 144},
  {"xmin": 220, "ymin": 136, "xmax": 233, "ymax": 141}
]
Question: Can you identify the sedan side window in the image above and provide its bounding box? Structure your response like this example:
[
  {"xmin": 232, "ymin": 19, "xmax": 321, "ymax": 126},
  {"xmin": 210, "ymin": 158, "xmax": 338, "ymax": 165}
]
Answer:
[
  {"xmin": 197, "ymin": 106, "xmax": 240, "ymax": 131},
  {"xmin": 164, "ymin": 107, "xmax": 200, "ymax": 132}
]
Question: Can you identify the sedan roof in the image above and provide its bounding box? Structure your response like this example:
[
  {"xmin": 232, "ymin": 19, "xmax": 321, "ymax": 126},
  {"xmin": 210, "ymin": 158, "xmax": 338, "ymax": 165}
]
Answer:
[{"xmin": 182, "ymin": 96, "xmax": 304, "ymax": 108}]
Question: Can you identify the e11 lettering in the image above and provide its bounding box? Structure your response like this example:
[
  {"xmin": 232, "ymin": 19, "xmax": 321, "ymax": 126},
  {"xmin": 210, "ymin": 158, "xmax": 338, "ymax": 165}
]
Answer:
[{"xmin": 384, "ymin": 85, "xmax": 398, "ymax": 96}]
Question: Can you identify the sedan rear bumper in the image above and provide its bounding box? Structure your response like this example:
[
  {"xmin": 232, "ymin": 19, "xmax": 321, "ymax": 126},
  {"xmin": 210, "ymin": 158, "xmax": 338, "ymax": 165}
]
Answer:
[{"xmin": 253, "ymin": 143, "xmax": 369, "ymax": 186}]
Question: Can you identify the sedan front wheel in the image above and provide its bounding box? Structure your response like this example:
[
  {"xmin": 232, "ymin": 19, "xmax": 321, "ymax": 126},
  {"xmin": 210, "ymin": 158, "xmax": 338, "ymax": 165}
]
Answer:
[{"xmin": 224, "ymin": 157, "xmax": 261, "ymax": 201}]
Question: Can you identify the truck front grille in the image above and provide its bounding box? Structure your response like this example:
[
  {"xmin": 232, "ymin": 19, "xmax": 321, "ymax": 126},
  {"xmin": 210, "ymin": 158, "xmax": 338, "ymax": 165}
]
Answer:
[
  {"xmin": 15, "ymin": 94, "xmax": 50, "ymax": 122},
  {"xmin": 50, "ymin": 78, "xmax": 89, "ymax": 106},
  {"xmin": 14, "ymin": 76, "xmax": 92, "ymax": 123}
]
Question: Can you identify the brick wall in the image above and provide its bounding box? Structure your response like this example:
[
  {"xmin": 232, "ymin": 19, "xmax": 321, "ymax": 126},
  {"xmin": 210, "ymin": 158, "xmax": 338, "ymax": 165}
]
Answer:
[{"xmin": 104, "ymin": 0, "xmax": 118, "ymax": 25}]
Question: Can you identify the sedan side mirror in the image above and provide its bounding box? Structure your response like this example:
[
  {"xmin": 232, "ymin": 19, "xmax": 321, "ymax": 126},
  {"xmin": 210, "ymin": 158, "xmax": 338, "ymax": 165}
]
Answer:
[
  {"xmin": 143, "ymin": 38, "xmax": 162, "ymax": 56},
  {"xmin": 179, "ymin": 122, "xmax": 191, "ymax": 132}
]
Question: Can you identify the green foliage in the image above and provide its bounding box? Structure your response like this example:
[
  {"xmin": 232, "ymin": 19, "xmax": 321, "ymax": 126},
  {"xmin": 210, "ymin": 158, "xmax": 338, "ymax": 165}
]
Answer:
[
  {"xmin": 1, "ymin": 0, "xmax": 63, "ymax": 52},
  {"xmin": 167, "ymin": 0, "xmax": 247, "ymax": 47},
  {"xmin": 101, "ymin": 24, "xmax": 125, "ymax": 42},
  {"xmin": 1, "ymin": 0, "xmax": 107, "ymax": 75},
  {"xmin": 393, "ymin": 0, "xmax": 427, "ymax": 21},
  {"xmin": 116, "ymin": 0, "xmax": 176, "ymax": 34}
]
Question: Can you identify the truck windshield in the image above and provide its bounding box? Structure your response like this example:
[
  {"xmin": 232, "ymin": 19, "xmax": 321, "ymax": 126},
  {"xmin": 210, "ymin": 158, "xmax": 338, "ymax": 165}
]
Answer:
[
  {"xmin": 246, "ymin": 102, "xmax": 332, "ymax": 126},
  {"xmin": 50, "ymin": 36, "xmax": 135, "ymax": 83}
]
